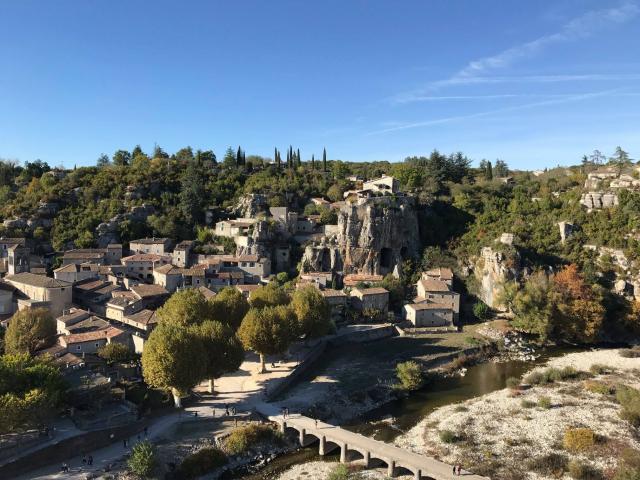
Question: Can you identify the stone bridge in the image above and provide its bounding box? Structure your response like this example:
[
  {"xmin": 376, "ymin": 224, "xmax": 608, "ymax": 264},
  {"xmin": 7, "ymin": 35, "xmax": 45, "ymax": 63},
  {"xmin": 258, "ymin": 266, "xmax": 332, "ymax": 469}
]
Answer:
[{"xmin": 275, "ymin": 414, "xmax": 489, "ymax": 480}]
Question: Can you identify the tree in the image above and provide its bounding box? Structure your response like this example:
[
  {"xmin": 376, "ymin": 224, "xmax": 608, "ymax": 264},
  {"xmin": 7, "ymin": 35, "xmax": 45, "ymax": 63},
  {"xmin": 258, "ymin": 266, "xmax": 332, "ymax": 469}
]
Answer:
[
  {"xmin": 112, "ymin": 149, "xmax": 131, "ymax": 166},
  {"xmin": 156, "ymin": 289, "xmax": 214, "ymax": 327},
  {"xmin": 322, "ymin": 148, "xmax": 327, "ymax": 172},
  {"xmin": 311, "ymin": 154, "xmax": 315, "ymax": 169},
  {"xmin": 195, "ymin": 321, "xmax": 244, "ymax": 393},
  {"xmin": 153, "ymin": 145, "xmax": 169, "ymax": 159},
  {"xmin": 179, "ymin": 158, "xmax": 205, "ymax": 225},
  {"xmin": 132, "ymin": 144, "xmax": 144, "ymax": 158},
  {"xmin": 223, "ymin": 147, "xmax": 236, "ymax": 167},
  {"xmin": 249, "ymin": 283, "xmax": 290, "ymax": 309},
  {"xmin": 237, "ymin": 306, "xmax": 298, "ymax": 373},
  {"xmin": 209, "ymin": 287, "xmax": 250, "ymax": 331},
  {"xmin": 274, "ymin": 148, "xmax": 280, "ymax": 169},
  {"xmin": 175, "ymin": 146, "xmax": 194, "ymax": 163},
  {"xmin": 396, "ymin": 361, "xmax": 424, "ymax": 391},
  {"xmin": 236, "ymin": 146, "xmax": 243, "ymax": 166},
  {"xmin": 494, "ymin": 159, "xmax": 509, "ymax": 177},
  {"xmin": 610, "ymin": 146, "xmax": 632, "ymax": 171},
  {"xmin": 97, "ymin": 343, "xmax": 133, "ymax": 363},
  {"xmin": 473, "ymin": 301, "xmax": 491, "ymax": 320},
  {"xmin": 5, "ymin": 308, "xmax": 55, "ymax": 355},
  {"xmin": 142, "ymin": 323, "xmax": 207, "ymax": 407},
  {"xmin": 0, "ymin": 354, "xmax": 66, "ymax": 434},
  {"xmin": 511, "ymin": 271, "xmax": 552, "ymax": 339},
  {"xmin": 96, "ymin": 154, "xmax": 110, "ymax": 167},
  {"xmin": 290, "ymin": 286, "xmax": 331, "ymax": 340},
  {"xmin": 589, "ymin": 149, "xmax": 606, "ymax": 165},
  {"xmin": 296, "ymin": 149, "xmax": 301, "ymax": 168},
  {"xmin": 377, "ymin": 274, "xmax": 405, "ymax": 312},
  {"xmin": 479, "ymin": 159, "xmax": 493, "ymax": 180},
  {"xmin": 128, "ymin": 440, "xmax": 157, "ymax": 477}
]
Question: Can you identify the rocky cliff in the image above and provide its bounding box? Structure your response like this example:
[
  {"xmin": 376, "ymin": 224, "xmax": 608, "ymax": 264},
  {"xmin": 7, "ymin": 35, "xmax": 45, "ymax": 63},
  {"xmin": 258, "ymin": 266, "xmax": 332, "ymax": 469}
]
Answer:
[
  {"xmin": 472, "ymin": 246, "xmax": 520, "ymax": 310},
  {"xmin": 302, "ymin": 196, "xmax": 420, "ymax": 275}
]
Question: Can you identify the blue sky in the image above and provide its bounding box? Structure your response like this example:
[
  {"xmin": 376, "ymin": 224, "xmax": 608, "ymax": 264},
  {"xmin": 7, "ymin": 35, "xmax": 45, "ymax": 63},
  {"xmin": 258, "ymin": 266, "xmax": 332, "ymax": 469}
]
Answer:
[{"xmin": 1, "ymin": 0, "xmax": 639, "ymax": 169}]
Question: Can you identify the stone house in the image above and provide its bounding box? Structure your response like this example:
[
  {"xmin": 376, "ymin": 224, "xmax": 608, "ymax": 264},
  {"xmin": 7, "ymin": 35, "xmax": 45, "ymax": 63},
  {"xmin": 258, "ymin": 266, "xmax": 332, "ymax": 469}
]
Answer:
[
  {"xmin": 5, "ymin": 272, "xmax": 72, "ymax": 317},
  {"xmin": 0, "ymin": 237, "xmax": 26, "ymax": 274},
  {"xmin": 129, "ymin": 238, "xmax": 171, "ymax": 256},
  {"xmin": 343, "ymin": 274, "xmax": 384, "ymax": 288},
  {"xmin": 121, "ymin": 253, "xmax": 171, "ymax": 281},
  {"xmin": 0, "ymin": 281, "xmax": 19, "ymax": 318},
  {"xmin": 321, "ymin": 289, "xmax": 348, "ymax": 321},
  {"xmin": 152, "ymin": 264, "xmax": 183, "ymax": 292},
  {"xmin": 349, "ymin": 287, "xmax": 389, "ymax": 314},
  {"xmin": 422, "ymin": 267, "xmax": 453, "ymax": 287},
  {"xmin": 54, "ymin": 262, "xmax": 100, "ymax": 284},
  {"xmin": 235, "ymin": 284, "xmax": 260, "ymax": 299},
  {"xmin": 56, "ymin": 308, "xmax": 91, "ymax": 334},
  {"xmin": 172, "ymin": 240, "xmax": 193, "ymax": 267},
  {"xmin": 59, "ymin": 326, "xmax": 128, "ymax": 354},
  {"xmin": 416, "ymin": 278, "xmax": 460, "ymax": 315},
  {"xmin": 120, "ymin": 309, "xmax": 158, "ymax": 332},
  {"xmin": 61, "ymin": 245, "xmax": 122, "ymax": 266},
  {"xmin": 214, "ymin": 218, "xmax": 258, "ymax": 238},
  {"xmin": 404, "ymin": 302, "xmax": 453, "ymax": 327}
]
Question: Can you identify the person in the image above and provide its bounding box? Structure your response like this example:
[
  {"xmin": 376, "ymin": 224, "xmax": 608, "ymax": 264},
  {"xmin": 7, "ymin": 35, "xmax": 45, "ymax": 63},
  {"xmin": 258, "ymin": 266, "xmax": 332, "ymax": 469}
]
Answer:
[
  {"xmin": 315, "ymin": 418, "xmax": 318, "ymax": 428},
  {"xmin": 234, "ymin": 418, "xmax": 238, "ymax": 427},
  {"xmin": 123, "ymin": 439, "xmax": 127, "ymax": 449},
  {"xmin": 61, "ymin": 463, "xmax": 67, "ymax": 473},
  {"xmin": 457, "ymin": 465, "xmax": 463, "ymax": 475},
  {"xmin": 194, "ymin": 411, "xmax": 198, "ymax": 417},
  {"xmin": 88, "ymin": 455, "xmax": 93, "ymax": 466},
  {"xmin": 453, "ymin": 465, "xmax": 456, "ymax": 476},
  {"xmin": 225, "ymin": 404, "xmax": 229, "ymax": 416},
  {"xmin": 82, "ymin": 455, "xmax": 87, "ymax": 465},
  {"xmin": 144, "ymin": 426, "xmax": 148, "ymax": 437}
]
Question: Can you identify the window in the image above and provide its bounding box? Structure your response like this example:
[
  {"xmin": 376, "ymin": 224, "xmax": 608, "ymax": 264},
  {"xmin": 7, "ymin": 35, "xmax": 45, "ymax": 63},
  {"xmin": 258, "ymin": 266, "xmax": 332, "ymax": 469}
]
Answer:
[
  {"xmin": 76, "ymin": 345, "xmax": 81, "ymax": 351},
  {"xmin": 95, "ymin": 343, "xmax": 99, "ymax": 348}
]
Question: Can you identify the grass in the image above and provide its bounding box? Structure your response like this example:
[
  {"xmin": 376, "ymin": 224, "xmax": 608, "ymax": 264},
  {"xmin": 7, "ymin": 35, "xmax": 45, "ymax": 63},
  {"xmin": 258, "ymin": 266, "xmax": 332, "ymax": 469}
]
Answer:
[
  {"xmin": 563, "ymin": 428, "xmax": 596, "ymax": 452},
  {"xmin": 524, "ymin": 366, "xmax": 583, "ymax": 386},
  {"xmin": 537, "ymin": 396, "xmax": 552, "ymax": 409},
  {"xmin": 615, "ymin": 384, "xmax": 640, "ymax": 427},
  {"xmin": 521, "ymin": 399, "xmax": 537, "ymax": 408},
  {"xmin": 439, "ymin": 429, "xmax": 459, "ymax": 443},
  {"xmin": 619, "ymin": 347, "xmax": 640, "ymax": 358},
  {"xmin": 583, "ymin": 380, "xmax": 615, "ymax": 395},
  {"xmin": 526, "ymin": 453, "xmax": 568, "ymax": 477}
]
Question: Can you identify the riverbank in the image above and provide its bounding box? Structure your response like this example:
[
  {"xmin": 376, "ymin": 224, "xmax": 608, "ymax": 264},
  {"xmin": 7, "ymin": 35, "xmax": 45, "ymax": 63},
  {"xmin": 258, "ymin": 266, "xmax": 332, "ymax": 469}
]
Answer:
[{"xmin": 393, "ymin": 348, "xmax": 640, "ymax": 480}]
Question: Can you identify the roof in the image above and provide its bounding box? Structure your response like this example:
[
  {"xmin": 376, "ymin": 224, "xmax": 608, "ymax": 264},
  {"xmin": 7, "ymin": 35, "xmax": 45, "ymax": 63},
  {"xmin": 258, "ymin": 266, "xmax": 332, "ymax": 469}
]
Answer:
[
  {"xmin": 131, "ymin": 284, "xmax": 169, "ymax": 298},
  {"xmin": 124, "ymin": 309, "xmax": 158, "ymax": 326},
  {"xmin": 197, "ymin": 286, "xmax": 216, "ymax": 299},
  {"xmin": 321, "ymin": 289, "xmax": 347, "ymax": 298},
  {"xmin": 56, "ymin": 309, "xmax": 91, "ymax": 325},
  {"xmin": 73, "ymin": 278, "xmax": 108, "ymax": 292},
  {"xmin": 121, "ymin": 253, "xmax": 171, "ymax": 263},
  {"xmin": 67, "ymin": 316, "xmax": 110, "ymax": 332},
  {"xmin": 0, "ymin": 281, "xmax": 17, "ymax": 293},
  {"xmin": 418, "ymin": 279, "xmax": 451, "ymax": 292},
  {"xmin": 62, "ymin": 326, "xmax": 126, "ymax": 344},
  {"xmin": 351, "ymin": 287, "xmax": 389, "ymax": 296},
  {"xmin": 107, "ymin": 296, "xmax": 138, "ymax": 308},
  {"xmin": 343, "ymin": 274, "xmax": 384, "ymax": 284},
  {"xmin": 406, "ymin": 302, "xmax": 452, "ymax": 311},
  {"xmin": 154, "ymin": 264, "xmax": 180, "ymax": 275},
  {"xmin": 5, "ymin": 272, "xmax": 72, "ymax": 289},
  {"xmin": 54, "ymin": 352, "xmax": 85, "ymax": 368},
  {"xmin": 55, "ymin": 263, "xmax": 100, "ymax": 274},
  {"xmin": 0, "ymin": 237, "xmax": 26, "ymax": 245},
  {"xmin": 36, "ymin": 343, "xmax": 67, "ymax": 358},
  {"xmin": 217, "ymin": 271, "xmax": 244, "ymax": 280},
  {"xmin": 236, "ymin": 284, "xmax": 260, "ymax": 292},
  {"xmin": 63, "ymin": 250, "xmax": 104, "ymax": 260},
  {"xmin": 130, "ymin": 237, "xmax": 169, "ymax": 245},
  {"xmin": 425, "ymin": 267, "xmax": 454, "ymax": 280},
  {"xmin": 174, "ymin": 241, "xmax": 193, "ymax": 250}
]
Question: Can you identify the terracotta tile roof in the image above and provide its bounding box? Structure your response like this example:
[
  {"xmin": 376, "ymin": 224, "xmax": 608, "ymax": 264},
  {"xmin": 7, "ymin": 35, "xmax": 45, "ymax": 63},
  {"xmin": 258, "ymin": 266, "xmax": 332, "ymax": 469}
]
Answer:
[
  {"xmin": 418, "ymin": 279, "xmax": 451, "ymax": 292},
  {"xmin": 424, "ymin": 267, "xmax": 453, "ymax": 280},
  {"xmin": 130, "ymin": 237, "xmax": 169, "ymax": 245},
  {"xmin": 67, "ymin": 316, "xmax": 110, "ymax": 332},
  {"xmin": 197, "ymin": 286, "xmax": 216, "ymax": 299},
  {"xmin": 6, "ymin": 272, "xmax": 71, "ymax": 289},
  {"xmin": 54, "ymin": 352, "xmax": 85, "ymax": 368},
  {"xmin": 63, "ymin": 250, "xmax": 104, "ymax": 260},
  {"xmin": 56, "ymin": 309, "xmax": 91, "ymax": 324},
  {"xmin": 73, "ymin": 279, "xmax": 108, "ymax": 292},
  {"xmin": 131, "ymin": 284, "xmax": 169, "ymax": 298},
  {"xmin": 121, "ymin": 254, "xmax": 171, "ymax": 263},
  {"xmin": 236, "ymin": 284, "xmax": 260, "ymax": 292},
  {"xmin": 62, "ymin": 326, "xmax": 125, "ymax": 344},
  {"xmin": 351, "ymin": 287, "xmax": 389, "ymax": 296},
  {"xmin": 321, "ymin": 289, "xmax": 347, "ymax": 298},
  {"xmin": 153, "ymin": 264, "xmax": 179, "ymax": 275},
  {"xmin": 124, "ymin": 309, "xmax": 158, "ymax": 326}
]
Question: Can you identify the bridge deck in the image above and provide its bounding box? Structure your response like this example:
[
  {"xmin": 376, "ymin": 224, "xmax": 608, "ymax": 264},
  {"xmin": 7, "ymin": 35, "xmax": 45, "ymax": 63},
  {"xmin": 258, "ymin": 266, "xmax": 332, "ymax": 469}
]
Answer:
[{"xmin": 271, "ymin": 413, "xmax": 489, "ymax": 480}]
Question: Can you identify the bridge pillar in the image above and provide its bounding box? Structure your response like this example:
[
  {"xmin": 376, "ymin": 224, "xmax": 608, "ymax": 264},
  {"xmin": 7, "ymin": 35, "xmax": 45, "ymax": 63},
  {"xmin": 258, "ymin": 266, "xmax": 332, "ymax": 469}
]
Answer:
[
  {"xmin": 414, "ymin": 468, "xmax": 421, "ymax": 480},
  {"xmin": 299, "ymin": 428, "xmax": 306, "ymax": 446},
  {"xmin": 279, "ymin": 421, "xmax": 286, "ymax": 434},
  {"xmin": 387, "ymin": 460, "xmax": 396, "ymax": 478},
  {"xmin": 364, "ymin": 451, "xmax": 370, "ymax": 468},
  {"xmin": 340, "ymin": 443, "xmax": 347, "ymax": 463},
  {"xmin": 319, "ymin": 436, "xmax": 326, "ymax": 455}
]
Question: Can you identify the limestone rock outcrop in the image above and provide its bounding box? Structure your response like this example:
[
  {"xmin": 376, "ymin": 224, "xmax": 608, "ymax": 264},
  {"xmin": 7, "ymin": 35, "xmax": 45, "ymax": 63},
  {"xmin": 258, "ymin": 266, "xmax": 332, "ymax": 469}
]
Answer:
[
  {"xmin": 473, "ymin": 246, "xmax": 520, "ymax": 310},
  {"xmin": 233, "ymin": 194, "xmax": 268, "ymax": 218},
  {"xmin": 580, "ymin": 192, "xmax": 619, "ymax": 210},
  {"xmin": 301, "ymin": 196, "xmax": 420, "ymax": 275}
]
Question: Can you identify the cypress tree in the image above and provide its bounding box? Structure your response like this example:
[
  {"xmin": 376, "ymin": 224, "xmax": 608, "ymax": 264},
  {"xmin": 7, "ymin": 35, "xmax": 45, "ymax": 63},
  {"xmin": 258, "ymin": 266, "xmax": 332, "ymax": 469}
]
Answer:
[
  {"xmin": 311, "ymin": 154, "xmax": 315, "ymax": 169},
  {"xmin": 236, "ymin": 146, "xmax": 242, "ymax": 166},
  {"xmin": 322, "ymin": 148, "xmax": 327, "ymax": 172},
  {"xmin": 296, "ymin": 149, "xmax": 301, "ymax": 168}
]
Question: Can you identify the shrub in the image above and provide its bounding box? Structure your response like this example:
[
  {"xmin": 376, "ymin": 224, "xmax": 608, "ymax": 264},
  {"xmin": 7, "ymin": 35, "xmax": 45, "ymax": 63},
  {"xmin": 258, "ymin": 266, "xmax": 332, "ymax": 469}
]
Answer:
[
  {"xmin": 563, "ymin": 428, "xmax": 596, "ymax": 452},
  {"xmin": 525, "ymin": 371, "xmax": 545, "ymax": 385},
  {"xmin": 614, "ymin": 448, "xmax": 640, "ymax": 480},
  {"xmin": 589, "ymin": 364, "xmax": 612, "ymax": 375},
  {"xmin": 537, "ymin": 396, "xmax": 552, "ymax": 409},
  {"xmin": 506, "ymin": 377, "xmax": 521, "ymax": 390},
  {"xmin": 527, "ymin": 453, "xmax": 568, "ymax": 476},
  {"xmin": 97, "ymin": 343, "xmax": 134, "ymax": 363},
  {"xmin": 127, "ymin": 441, "xmax": 156, "ymax": 478},
  {"xmin": 568, "ymin": 460, "xmax": 601, "ymax": 480},
  {"xmin": 619, "ymin": 348, "xmax": 640, "ymax": 358},
  {"xmin": 327, "ymin": 464, "xmax": 350, "ymax": 480},
  {"xmin": 439, "ymin": 429, "xmax": 458, "ymax": 443},
  {"xmin": 223, "ymin": 424, "xmax": 282, "ymax": 455},
  {"xmin": 454, "ymin": 405, "xmax": 469, "ymax": 412},
  {"xmin": 521, "ymin": 399, "xmax": 536, "ymax": 408},
  {"xmin": 616, "ymin": 385, "xmax": 640, "ymax": 427},
  {"xmin": 473, "ymin": 301, "xmax": 491, "ymax": 320},
  {"xmin": 526, "ymin": 367, "xmax": 581, "ymax": 385},
  {"xmin": 396, "ymin": 361, "xmax": 424, "ymax": 391},
  {"xmin": 177, "ymin": 447, "xmax": 227, "ymax": 479},
  {"xmin": 584, "ymin": 380, "xmax": 614, "ymax": 395}
]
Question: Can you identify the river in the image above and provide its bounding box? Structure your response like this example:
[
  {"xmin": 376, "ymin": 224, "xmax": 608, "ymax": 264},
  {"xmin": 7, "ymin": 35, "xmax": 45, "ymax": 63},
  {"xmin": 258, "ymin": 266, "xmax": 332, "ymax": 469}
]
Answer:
[{"xmin": 225, "ymin": 346, "xmax": 574, "ymax": 479}]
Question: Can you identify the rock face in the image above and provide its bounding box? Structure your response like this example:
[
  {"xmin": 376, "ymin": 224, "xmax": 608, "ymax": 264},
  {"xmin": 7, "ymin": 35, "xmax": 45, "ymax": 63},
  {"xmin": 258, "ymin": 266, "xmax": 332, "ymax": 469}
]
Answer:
[
  {"xmin": 474, "ymin": 247, "xmax": 520, "ymax": 310},
  {"xmin": 95, "ymin": 203, "xmax": 156, "ymax": 247},
  {"xmin": 302, "ymin": 196, "xmax": 420, "ymax": 275},
  {"xmin": 233, "ymin": 194, "xmax": 268, "ymax": 218},
  {"xmin": 580, "ymin": 192, "xmax": 619, "ymax": 209},
  {"xmin": 235, "ymin": 220, "xmax": 276, "ymax": 258},
  {"xmin": 558, "ymin": 221, "xmax": 574, "ymax": 243}
]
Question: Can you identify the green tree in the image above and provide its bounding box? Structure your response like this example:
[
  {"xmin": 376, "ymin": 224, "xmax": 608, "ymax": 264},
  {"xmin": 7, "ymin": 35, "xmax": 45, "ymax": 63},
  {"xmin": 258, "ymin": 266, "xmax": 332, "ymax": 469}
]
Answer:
[
  {"xmin": 128, "ymin": 440, "xmax": 157, "ymax": 478},
  {"xmin": 5, "ymin": 308, "xmax": 55, "ymax": 355},
  {"xmin": 97, "ymin": 343, "xmax": 133, "ymax": 363},
  {"xmin": 322, "ymin": 148, "xmax": 327, "ymax": 172},
  {"xmin": 142, "ymin": 323, "xmax": 207, "ymax": 407},
  {"xmin": 112, "ymin": 149, "xmax": 131, "ymax": 166},
  {"xmin": 0, "ymin": 354, "xmax": 66, "ymax": 433},
  {"xmin": 494, "ymin": 159, "xmax": 509, "ymax": 177},
  {"xmin": 512, "ymin": 271, "xmax": 552, "ymax": 339},
  {"xmin": 195, "ymin": 321, "xmax": 244, "ymax": 393},
  {"xmin": 473, "ymin": 301, "xmax": 491, "ymax": 320},
  {"xmin": 396, "ymin": 360, "xmax": 424, "ymax": 391},
  {"xmin": 223, "ymin": 147, "xmax": 236, "ymax": 167},
  {"xmin": 237, "ymin": 306, "xmax": 298, "ymax": 372},
  {"xmin": 290, "ymin": 286, "xmax": 331, "ymax": 340},
  {"xmin": 377, "ymin": 274, "xmax": 405, "ymax": 312},
  {"xmin": 179, "ymin": 159, "xmax": 205, "ymax": 225},
  {"xmin": 156, "ymin": 289, "xmax": 214, "ymax": 327},
  {"xmin": 249, "ymin": 283, "xmax": 290, "ymax": 309},
  {"xmin": 96, "ymin": 153, "xmax": 110, "ymax": 167},
  {"xmin": 209, "ymin": 287, "xmax": 250, "ymax": 331}
]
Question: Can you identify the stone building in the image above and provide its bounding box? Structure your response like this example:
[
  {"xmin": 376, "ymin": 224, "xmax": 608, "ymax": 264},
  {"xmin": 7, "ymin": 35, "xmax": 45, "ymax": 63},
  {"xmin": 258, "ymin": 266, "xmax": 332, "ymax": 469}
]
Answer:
[
  {"xmin": 349, "ymin": 287, "xmax": 389, "ymax": 314},
  {"xmin": 5, "ymin": 272, "xmax": 72, "ymax": 317}
]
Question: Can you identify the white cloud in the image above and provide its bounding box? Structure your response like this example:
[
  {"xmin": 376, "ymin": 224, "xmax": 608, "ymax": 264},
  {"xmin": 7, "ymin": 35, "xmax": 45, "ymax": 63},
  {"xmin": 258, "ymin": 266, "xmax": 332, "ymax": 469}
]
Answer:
[
  {"xmin": 368, "ymin": 90, "xmax": 619, "ymax": 135},
  {"xmin": 452, "ymin": 2, "xmax": 639, "ymax": 81}
]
